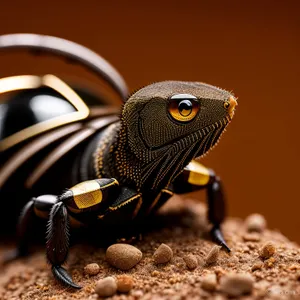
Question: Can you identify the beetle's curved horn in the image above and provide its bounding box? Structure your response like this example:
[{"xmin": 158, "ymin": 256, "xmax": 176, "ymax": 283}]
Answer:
[{"xmin": 0, "ymin": 33, "xmax": 129, "ymax": 101}]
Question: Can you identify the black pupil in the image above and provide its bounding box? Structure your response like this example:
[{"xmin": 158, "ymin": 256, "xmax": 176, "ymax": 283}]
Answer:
[{"xmin": 178, "ymin": 100, "xmax": 193, "ymax": 116}]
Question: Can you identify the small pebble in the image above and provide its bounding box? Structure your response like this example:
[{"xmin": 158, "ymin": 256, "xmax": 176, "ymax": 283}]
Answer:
[
  {"xmin": 183, "ymin": 254, "xmax": 198, "ymax": 270},
  {"xmin": 214, "ymin": 267, "xmax": 226, "ymax": 280},
  {"xmin": 131, "ymin": 290, "xmax": 144, "ymax": 298},
  {"xmin": 84, "ymin": 263, "xmax": 100, "ymax": 276},
  {"xmin": 116, "ymin": 275, "xmax": 134, "ymax": 293},
  {"xmin": 205, "ymin": 245, "xmax": 221, "ymax": 265},
  {"xmin": 289, "ymin": 264, "xmax": 299, "ymax": 271},
  {"xmin": 95, "ymin": 276, "xmax": 117, "ymax": 298},
  {"xmin": 242, "ymin": 233, "xmax": 261, "ymax": 242},
  {"xmin": 201, "ymin": 274, "xmax": 217, "ymax": 291},
  {"xmin": 264, "ymin": 256, "xmax": 276, "ymax": 268},
  {"xmin": 259, "ymin": 242, "xmax": 276, "ymax": 260},
  {"xmin": 245, "ymin": 214, "xmax": 267, "ymax": 232},
  {"xmin": 251, "ymin": 262, "xmax": 263, "ymax": 272},
  {"xmin": 220, "ymin": 273, "xmax": 254, "ymax": 297},
  {"xmin": 153, "ymin": 243, "xmax": 173, "ymax": 264},
  {"xmin": 106, "ymin": 244, "xmax": 142, "ymax": 270}
]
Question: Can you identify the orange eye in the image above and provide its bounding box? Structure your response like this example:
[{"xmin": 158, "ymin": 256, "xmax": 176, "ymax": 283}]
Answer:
[{"xmin": 168, "ymin": 94, "xmax": 199, "ymax": 122}]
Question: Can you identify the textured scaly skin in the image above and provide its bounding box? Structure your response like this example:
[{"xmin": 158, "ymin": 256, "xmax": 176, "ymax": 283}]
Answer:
[{"xmin": 93, "ymin": 81, "xmax": 234, "ymax": 194}]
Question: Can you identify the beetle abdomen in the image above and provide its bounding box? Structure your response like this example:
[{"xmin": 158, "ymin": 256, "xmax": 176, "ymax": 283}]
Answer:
[{"xmin": 0, "ymin": 87, "xmax": 76, "ymax": 140}]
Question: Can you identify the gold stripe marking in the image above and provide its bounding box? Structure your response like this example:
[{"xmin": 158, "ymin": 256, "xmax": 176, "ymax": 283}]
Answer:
[
  {"xmin": 161, "ymin": 189, "xmax": 174, "ymax": 196},
  {"xmin": 132, "ymin": 197, "xmax": 143, "ymax": 219},
  {"xmin": 0, "ymin": 74, "xmax": 90, "ymax": 151},
  {"xmin": 187, "ymin": 160, "xmax": 210, "ymax": 186},
  {"xmin": 0, "ymin": 75, "xmax": 42, "ymax": 94},
  {"xmin": 100, "ymin": 179, "xmax": 119, "ymax": 189},
  {"xmin": 147, "ymin": 189, "xmax": 174, "ymax": 215},
  {"xmin": 147, "ymin": 192, "xmax": 162, "ymax": 214},
  {"xmin": 109, "ymin": 194, "xmax": 141, "ymax": 211},
  {"xmin": 70, "ymin": 180, "xmax": 102, "ymax": 209}
]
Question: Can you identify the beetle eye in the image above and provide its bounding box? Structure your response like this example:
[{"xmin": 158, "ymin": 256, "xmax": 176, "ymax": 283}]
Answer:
[{"xmin": 168, "ymin": 94, "xmax": 199, "ymax": 122}]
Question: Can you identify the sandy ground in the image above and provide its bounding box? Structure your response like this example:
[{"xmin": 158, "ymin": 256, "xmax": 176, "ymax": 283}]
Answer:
[{"xmin": 0, "ymin": 195, "xmax": 299, "ymax": 300}]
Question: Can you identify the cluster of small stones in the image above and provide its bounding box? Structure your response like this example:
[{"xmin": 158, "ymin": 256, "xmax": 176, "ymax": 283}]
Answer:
[
  {"xmin": 1, "ymin": 200, "xmax": 300, "ymax": 300},
  {"xmin": 89, "ymin": 212, "xmax": 299, "ymax": 299},
  {"xmin": 96, "ymin": 240, "xmax": 255, "ymax": 298}
]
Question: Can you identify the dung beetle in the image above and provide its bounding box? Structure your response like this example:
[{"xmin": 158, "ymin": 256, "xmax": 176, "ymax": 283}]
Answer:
[{"xmin": 0, "ymin": 34, "xmax": 237, "ymax": 288}]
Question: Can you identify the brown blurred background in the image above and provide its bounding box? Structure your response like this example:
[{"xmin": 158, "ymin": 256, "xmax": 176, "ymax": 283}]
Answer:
[{"xmin": 0, "ymin": 1, "xmax": 299, "ymax": 242}]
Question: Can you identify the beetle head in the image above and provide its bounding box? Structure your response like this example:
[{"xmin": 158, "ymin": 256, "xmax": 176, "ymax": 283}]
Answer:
[{"xmin": 122, "ymin": 81, "xmax": 237, "ymax": 164}]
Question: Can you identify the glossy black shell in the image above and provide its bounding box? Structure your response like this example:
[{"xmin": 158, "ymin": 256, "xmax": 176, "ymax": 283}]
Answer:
[{"xmin": 0, "ymin": 85, "xmax": 117, "ymax": 232}]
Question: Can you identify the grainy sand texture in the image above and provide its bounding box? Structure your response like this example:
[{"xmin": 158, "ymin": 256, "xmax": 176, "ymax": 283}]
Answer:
[{"xmin": 1, "ymin": 196, "xmax": 299, "ymax": 300}]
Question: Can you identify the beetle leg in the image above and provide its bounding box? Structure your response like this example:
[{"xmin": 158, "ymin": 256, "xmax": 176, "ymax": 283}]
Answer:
[
  {"xmin": 2, "ymin": 195, "xmax": 58, "ymax": 264},
  {"xmin": 172, "ymin": 159, "xmax": 230, "ymax": 252},
  {"xmin": 207, "ymin": 177, "xmax": 230, "ymax": 252},
  {"xmin": 46, "ymin": 201, "xmax": 81, "ymax": 289},
  {"xmin": 2, "ymin": 199, "xmax": 35, "ymax": 263}
]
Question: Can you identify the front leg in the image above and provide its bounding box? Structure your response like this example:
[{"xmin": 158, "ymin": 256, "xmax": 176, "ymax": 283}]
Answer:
[
  {"xmin": 2, "ymin": 193, "xmax": 80, "ymax": 288},
  {"xmin": 46, "ymin": 178, "xmax": 120, "ymax": 289},
  {"xmin": 46, "ymin": 201, "xmax": 81, "ymax": 289},
  {"xmin": 2, "ymin": 199, "xmax": 35, "ymax": 263},
  {"xmin": 173, "ymin": 160, "xmax": 230, "ymax": 252},
  {"xmin": 4, "ymin": 178, "xmax": 121, "ymax": 289},
  {"xmin": 2, "ymin": 195, "xmax": 57, "ymax": 263}
]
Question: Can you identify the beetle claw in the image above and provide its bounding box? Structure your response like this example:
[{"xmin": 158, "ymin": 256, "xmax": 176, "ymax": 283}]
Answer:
[
  {"xmin": 52, "ymin": 265, "xmax": 81, "ymax": 289},
  {"xmin": 211, "ymin": 225, "xmax": 231, "ymax": 253},
  {"xmin": 220, "ymin": 242, "xmax": 231, "ymax": 253}
]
